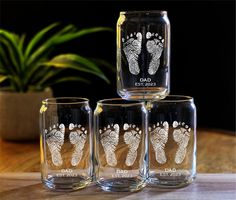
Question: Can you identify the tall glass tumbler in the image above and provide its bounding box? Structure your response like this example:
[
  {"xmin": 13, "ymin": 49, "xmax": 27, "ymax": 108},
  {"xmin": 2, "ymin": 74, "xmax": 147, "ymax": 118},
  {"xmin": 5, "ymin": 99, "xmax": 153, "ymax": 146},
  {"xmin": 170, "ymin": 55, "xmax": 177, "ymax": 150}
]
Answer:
[
  {"xmin": 40, "ymin": 97, "xmax": 93, "ymax": 191},
  {"xmin": 117, "ymin": 11, "xmax": 171, "ymax": 100},
  {"xmin": 147, "ymin": 95, "xmax": 196, "ymax": 188},
  {"xmin": 94, "ymin": 98, "xmax": 148, "ymax": 192}
]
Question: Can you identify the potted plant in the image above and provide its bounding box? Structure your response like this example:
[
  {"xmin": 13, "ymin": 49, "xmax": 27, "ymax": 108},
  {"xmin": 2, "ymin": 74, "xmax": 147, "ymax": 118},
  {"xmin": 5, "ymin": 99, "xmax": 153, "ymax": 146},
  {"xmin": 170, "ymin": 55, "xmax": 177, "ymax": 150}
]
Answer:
[{"xmin": 0, "ymin": 23, "xmax": 112, "ymax": 141}]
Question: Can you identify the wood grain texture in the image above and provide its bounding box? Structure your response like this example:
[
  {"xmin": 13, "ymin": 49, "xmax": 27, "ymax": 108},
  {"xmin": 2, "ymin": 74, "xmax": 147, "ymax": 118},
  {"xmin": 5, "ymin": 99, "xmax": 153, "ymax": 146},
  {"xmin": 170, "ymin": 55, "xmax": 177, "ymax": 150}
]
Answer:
[
  {"xmin": 0, "ymin": 173, "xmax": 236, "ymax": 200},
  {"xmin": 0, "ymin": 129, "xmax": 235, "ymax": 173}
]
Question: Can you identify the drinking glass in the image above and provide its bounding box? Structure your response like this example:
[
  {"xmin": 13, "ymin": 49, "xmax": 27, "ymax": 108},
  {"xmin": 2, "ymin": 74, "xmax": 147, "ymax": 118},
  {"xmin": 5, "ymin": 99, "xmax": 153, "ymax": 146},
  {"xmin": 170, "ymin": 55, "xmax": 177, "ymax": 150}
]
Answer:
[
  {"xmin": 147, "ymin": 95, "xmax": 197, "ymax": 188},
  {"xmin": 117, "ymin": 10, "xmax": 171, "ymax": 100},
  {"xmin": 94, "ymin": 98, "xmax": 148, "ymax": 192},
  {"xmin": 40, "ymin": 97, "xmax": 93, "ymax": 191}
]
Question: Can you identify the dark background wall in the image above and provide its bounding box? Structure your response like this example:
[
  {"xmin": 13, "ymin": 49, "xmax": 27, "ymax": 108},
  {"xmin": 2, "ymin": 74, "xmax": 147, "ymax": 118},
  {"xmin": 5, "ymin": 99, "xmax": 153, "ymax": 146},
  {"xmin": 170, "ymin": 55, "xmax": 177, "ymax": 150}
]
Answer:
[{"xmin": 0, "ymin": 0, "xmax": 235, "ymax": 131}]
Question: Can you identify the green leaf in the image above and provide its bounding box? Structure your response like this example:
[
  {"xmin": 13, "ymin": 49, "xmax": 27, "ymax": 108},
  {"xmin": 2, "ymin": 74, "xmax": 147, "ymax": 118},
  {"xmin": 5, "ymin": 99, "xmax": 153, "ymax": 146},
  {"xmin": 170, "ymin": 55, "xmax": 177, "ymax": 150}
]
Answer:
[
  {"xmin": 37, "ymin": 68, "xmax": 63, "ymax": 86},
  {"xmin": 0, "ymin": 46, "xmax": 9, "ymax": 68},
  {"xmin": 24, "ymin": 48, "xmax": 53, "ymax": 85},
  {"xmin": 26, "ymin": 23, "xmax": 76, "ymax": 67},
  {"xmin": 90, "ymin": 58, "xmax": 116, "ymax": 72},
  {"xmin": 54, "ymin": 24, "xmax": 77, "ymax": 35},
  {"xmin": 27, "ymin": 27, "xmax": 112, "ymax": 67},
  {"xmin": 18, "ymin": 34, "xmax": 26, "ymax": 53},
  {"xmin": 49, "ymin": 27, "xmax": 113, "ymax": 44},
  {"xmin": 0, "ymin": 30, "xmax": 25, "ymax": 75},
  {"xmin": 0, "ymin": 75, "xmax": 8, "ymax": 83},
  {"xmin": 24, "ymin": 22, "xmax": 59, "ymax": 58},
  {"xmin": 43, "ymin": 53, "xmax": 110, "ymax": 83},
  {"xmin": 13, "ymin": 33, "xmax": 24, "ymax": 71},
  {"xmin": 0, "ymin": 45, "xmax": 21, "ymax": 77},
  {"xmin": 27, "ymin": 85, "xmax": 44, "ymax": 92},
  {"xmin": 48, "ymin": 54, "xmax": 103, "ymax": 72},
  {"xmin": 0, "ymin": 32, "xmax": 21, "ymax": 73},
  {"xmin": 49, "ymin": 76, "xmax": 91, "ymax": 85},
  {"xmin": 0, "ymin": 68, "xmax": 6, "ymax": 73},
  {"xmin": 28, "ymin": 65, "xmax": 52, "ymax": 85},
  {"xmin": 6, "ymin": 75, "xmax": 22, "ymax": 91}
]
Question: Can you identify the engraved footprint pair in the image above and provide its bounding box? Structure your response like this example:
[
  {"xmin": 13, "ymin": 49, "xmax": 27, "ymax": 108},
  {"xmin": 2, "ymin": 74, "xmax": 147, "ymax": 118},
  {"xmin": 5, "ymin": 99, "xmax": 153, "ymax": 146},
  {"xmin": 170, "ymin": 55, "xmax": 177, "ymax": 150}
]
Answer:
[
  {"xmin": 149, "ymin": 121, "xmax": 191, "ymax": 164},
  {"xmin": 99, "ymin": 123, "xmax": 142, "ymax": 167},
  {"xmin": 44, "ymin": 123, "xmax": 87, "ymax": 167},
  {"xmin": 122, "ymin": 32, "xmax": 164, "ymax": 75}
]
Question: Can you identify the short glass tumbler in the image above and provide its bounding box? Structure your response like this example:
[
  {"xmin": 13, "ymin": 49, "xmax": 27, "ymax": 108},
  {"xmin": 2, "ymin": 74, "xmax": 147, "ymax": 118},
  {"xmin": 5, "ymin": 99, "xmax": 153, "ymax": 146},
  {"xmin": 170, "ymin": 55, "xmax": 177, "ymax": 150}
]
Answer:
[
  {"xmin": 94, "ymin": 98, "xmax": 148, "ymax": 192},
  {"xmin": 117, "ymin": 11, "xmax": 171, "ymax": 100},
  {"xmin": 147, "ymin": 95, "xmax": 196, "ymax": 188},
  {"xmin": 40, "ymin": 97, "xmax": 93, "ymax": 191}
]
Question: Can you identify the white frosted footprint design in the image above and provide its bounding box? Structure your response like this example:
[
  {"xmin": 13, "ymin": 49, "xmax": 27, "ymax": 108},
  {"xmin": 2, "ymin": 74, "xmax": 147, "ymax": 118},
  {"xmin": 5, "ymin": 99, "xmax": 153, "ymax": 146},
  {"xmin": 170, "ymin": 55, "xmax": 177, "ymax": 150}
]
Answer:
[
  {"xmin": 149, "ymin": 121, "xmax": 169, "ymax": 164},
  {"xmin": 45, "ymin": 124, "xmax": 65, "ymax": 166},
  {"xmin": 123, "ymin": 123, "xmax": 142, "ymax": 166},
  {"xmin": 99, "ymin": 124, "xmax": 119, "ymax": 166},
  {"xmin": 146, "ymin": 32, "xmax": 164, "ymax": 75},
  {"xmin": 122, "ymin": 32, "xmax": 142, "ymax": 75},
  {"xmin": 173, "ymin": 121, "xmax": 191, "ymax": 164},
  {"xmin": 69, "ymin": 123, "xmax": 88, "ymax": 166}
]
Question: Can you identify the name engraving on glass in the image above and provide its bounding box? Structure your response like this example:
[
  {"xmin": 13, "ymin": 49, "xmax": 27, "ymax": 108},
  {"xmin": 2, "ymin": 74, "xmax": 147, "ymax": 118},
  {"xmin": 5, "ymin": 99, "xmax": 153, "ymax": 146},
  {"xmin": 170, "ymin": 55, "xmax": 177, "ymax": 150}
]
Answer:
[
  {"xmin": 56, "ymin": 169, "xmax": 78, "ymax": 177},
  {"xmin": 112, "ymin": 169, "xmax": 133, "ymax": 178},
  {"xmin": 135, "ymin": 78, "xmax": 156, "ymax": 87},
  {"xmin": 160, "ymin": 168, "xmax": 182, "ymax": 177}
]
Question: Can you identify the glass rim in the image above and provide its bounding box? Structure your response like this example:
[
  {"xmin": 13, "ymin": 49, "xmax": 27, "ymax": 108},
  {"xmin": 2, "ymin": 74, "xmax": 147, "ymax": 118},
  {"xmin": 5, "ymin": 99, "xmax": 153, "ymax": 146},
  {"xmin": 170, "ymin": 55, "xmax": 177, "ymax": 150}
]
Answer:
[
  {"xmin": 42, "ymin": 97, "xmax": 89, "ymax": 105},
  {"xmin": 97, "ymin": 98, "xmax": 144, "ymax": 106},
  {"xmin": 120, "ymin": 10, "xmax": 167, "ymax": 15},
  {"xmin": 156, "ymin": 95, "xmax": 194, "ymax": 103}
]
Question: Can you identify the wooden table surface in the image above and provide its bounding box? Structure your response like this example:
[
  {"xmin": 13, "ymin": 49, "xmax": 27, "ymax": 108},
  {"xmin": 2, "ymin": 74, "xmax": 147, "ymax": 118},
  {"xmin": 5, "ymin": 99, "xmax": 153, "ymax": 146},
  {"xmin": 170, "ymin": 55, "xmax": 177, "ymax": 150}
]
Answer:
[
  {"xmin": 0, "ymin": 129, "xmax": 235, "ymax": 200},
  {"xmin": 0, "ymin": 173, "xmax": 235, "ymax": 200},
  {"xmin": 0, "ymin": 129, "xmax": 235, "ymax": 173}
]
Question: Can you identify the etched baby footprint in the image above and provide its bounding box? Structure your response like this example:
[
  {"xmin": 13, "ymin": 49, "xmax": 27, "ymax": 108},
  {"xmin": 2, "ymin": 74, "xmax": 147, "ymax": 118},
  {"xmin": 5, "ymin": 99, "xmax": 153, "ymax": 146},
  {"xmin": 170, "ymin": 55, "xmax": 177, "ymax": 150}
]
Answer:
[
  {"xmin": 122, "ymin": 32, "xmax": 142, "ymax": 75},
  {"xmin": 172, "ymin": 121, "xmax": 191, "ymax": 164},
  {"xmin": 123, "ymin": 123, "xmax": 142, "ymax": 166},
  {"xmin": 149, "ymin": 121, "xmax": 169, "ymax": 164},
  {"xmin": 69, "ymin": 123, "xmax": 88, "ymax": 166},
  {"xmin": 45, "ymin": 124, "xmax": 65, "ymax": 166},
  {"xmin": 146, "ymin": 32, "xmax": 164, "ymax": 75},
  {"xmin": 99, "ymin": 124, "xmax": 119, "ymax": 166}
]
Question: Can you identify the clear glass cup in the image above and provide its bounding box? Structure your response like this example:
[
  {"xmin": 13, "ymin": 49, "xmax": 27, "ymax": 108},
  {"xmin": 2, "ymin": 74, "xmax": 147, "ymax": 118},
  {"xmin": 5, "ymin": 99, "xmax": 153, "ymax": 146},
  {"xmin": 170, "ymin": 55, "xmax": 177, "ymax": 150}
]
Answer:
[
  {"xmin": 117, "ymin": 10, "xmax": 171, "ymax": 100},
  {"xmin": 94, "ymin": 98, "xmax": 148, "ymax": 192},
  {"xmin": 40, "ymin": 97, "xmax": 93, "ymax": 191},
  {"xmin": 147, "ymin": 95, "xmax": 197, "ymax": 188}
]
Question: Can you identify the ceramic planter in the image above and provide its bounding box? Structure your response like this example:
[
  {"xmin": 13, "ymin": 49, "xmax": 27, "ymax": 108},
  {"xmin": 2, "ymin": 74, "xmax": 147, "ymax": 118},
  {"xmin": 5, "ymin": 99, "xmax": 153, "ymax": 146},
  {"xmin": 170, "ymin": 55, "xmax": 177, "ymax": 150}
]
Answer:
[{"xmin": 0, "ymin": 88, "xmax": 53, "ymax": 141}]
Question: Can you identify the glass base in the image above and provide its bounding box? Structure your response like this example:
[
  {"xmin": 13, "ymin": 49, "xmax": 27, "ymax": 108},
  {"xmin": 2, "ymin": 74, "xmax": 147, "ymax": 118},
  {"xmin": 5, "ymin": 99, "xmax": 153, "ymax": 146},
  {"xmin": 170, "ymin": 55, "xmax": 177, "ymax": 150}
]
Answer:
[
  {"xmin": 98, "ymin": 177, "xmax": 146, "ymax": 192},
  {"xmin": 118, "ymin": 87, "xmax": 168, "ymax": 101},
  {"xmin": 148, "ymin": 173, "xmax": 196, "ymax": 188},
  {"xmin": 42, "ymin": 176, "xmax": 92, "ymax": 191}
]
